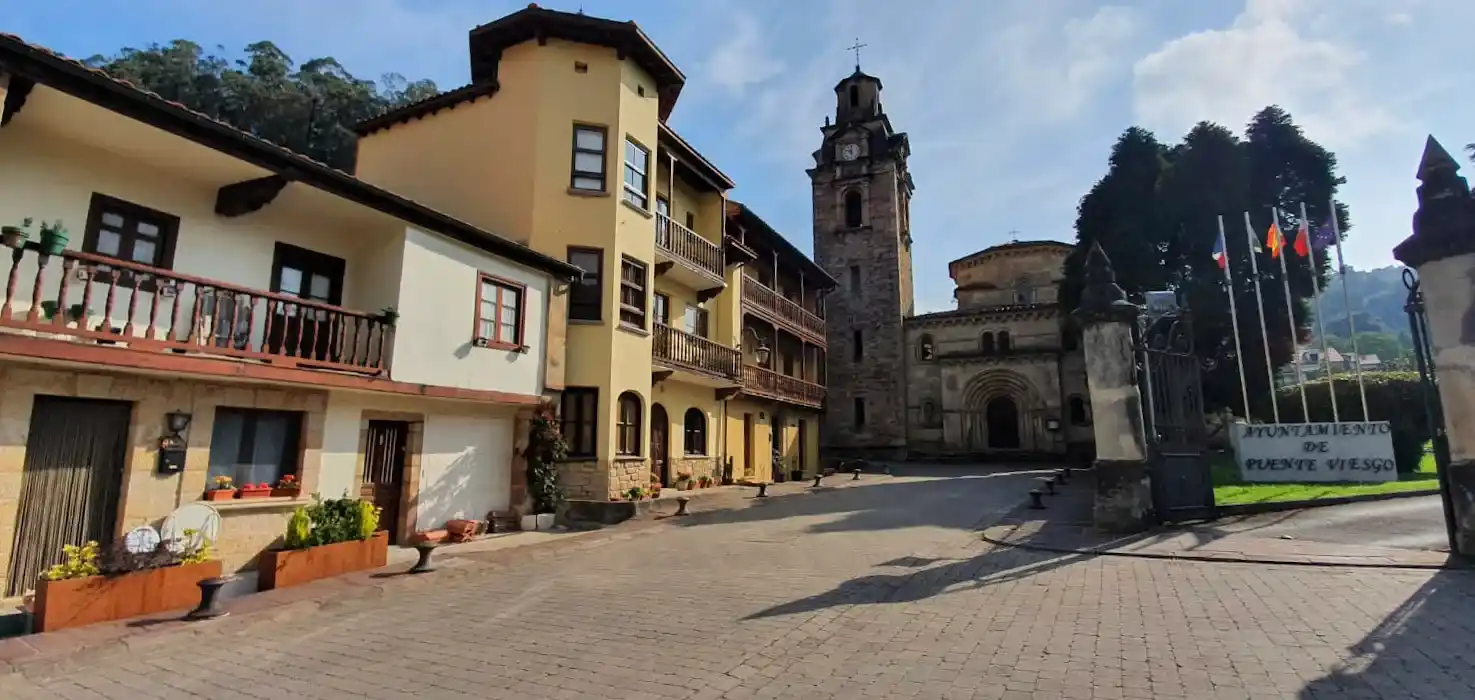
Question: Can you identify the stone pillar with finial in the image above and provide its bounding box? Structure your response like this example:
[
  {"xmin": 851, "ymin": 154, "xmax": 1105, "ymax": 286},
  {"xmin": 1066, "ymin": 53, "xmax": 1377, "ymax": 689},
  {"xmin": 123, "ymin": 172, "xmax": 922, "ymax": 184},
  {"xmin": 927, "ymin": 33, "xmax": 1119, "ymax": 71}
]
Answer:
[
  {"xmin": 1393, "ymin": 135, "xmax": 1475, "ymax": 554},
  {"xmin": 1072, "ymin": 242, "xmax": 1153, "ymax": 533}
]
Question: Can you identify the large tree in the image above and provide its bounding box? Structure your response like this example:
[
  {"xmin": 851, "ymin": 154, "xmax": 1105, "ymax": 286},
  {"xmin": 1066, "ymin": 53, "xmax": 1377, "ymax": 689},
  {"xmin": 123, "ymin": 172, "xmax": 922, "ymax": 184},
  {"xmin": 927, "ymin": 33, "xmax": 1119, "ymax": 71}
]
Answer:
[
  {"xmin": 85, "ymin": 40, "xmax": 439, "ymax": 170},
  {"xmin": 1065, "ymin": 107, "xmax": 1349, "ymax": 419}
]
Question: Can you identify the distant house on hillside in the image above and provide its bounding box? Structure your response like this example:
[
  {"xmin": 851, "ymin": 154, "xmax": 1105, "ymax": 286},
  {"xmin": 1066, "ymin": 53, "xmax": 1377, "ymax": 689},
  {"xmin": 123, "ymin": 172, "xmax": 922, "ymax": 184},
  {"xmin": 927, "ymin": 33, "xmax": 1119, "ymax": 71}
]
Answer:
[{"xmin": 1280, "ymin": 346, "xmax": 1382, "ymax": 385}]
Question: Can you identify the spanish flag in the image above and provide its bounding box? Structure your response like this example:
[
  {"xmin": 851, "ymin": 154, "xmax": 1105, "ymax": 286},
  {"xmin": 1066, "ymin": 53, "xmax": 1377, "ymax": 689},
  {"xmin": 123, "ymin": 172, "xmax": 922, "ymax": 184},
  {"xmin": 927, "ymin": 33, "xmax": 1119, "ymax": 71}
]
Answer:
[{"xmin": 1266, "ymin": 221, "xmax": 1285, "ymax": 259}]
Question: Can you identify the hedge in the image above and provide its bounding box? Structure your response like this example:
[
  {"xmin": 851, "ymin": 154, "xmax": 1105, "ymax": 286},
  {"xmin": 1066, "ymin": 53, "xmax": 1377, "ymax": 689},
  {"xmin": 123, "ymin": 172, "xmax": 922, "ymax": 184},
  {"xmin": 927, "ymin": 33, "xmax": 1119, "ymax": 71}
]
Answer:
[{"xmin": 1273, "ymin": 371, "xmax": 1434, "ymax": 474}]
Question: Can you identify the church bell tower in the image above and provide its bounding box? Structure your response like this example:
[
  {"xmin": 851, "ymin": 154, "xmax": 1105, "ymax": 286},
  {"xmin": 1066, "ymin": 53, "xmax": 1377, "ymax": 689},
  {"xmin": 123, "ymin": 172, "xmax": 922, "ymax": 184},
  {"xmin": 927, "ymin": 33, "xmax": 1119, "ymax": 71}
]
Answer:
[{"xmin": 808, "ymin": 63, "xmax": 916, "ymax": 458}]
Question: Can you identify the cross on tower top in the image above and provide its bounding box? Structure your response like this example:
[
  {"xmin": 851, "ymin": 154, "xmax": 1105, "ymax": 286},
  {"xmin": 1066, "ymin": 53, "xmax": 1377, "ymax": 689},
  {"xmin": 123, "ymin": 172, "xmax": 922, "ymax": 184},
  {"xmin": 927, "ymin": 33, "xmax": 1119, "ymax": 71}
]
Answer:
[{"xmin": 846, "ymin": 38, "xmax": 868, "ymax": 71}]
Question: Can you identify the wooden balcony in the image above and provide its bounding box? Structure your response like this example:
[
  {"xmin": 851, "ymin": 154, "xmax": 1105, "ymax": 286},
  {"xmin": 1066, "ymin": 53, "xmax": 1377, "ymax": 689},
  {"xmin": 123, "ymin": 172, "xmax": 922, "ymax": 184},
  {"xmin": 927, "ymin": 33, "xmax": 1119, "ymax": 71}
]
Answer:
[
  {"xmin": 742, "ymin": 276, "xmax": 826, "ymax": 346},
  {"xmin": 653, "ymin": 323, "xmax": 741, "ymax": 384},
  {"xmin": 742, "ymin": 364, "xmax": 825, "ymax": 409},
  {"xmin": 655, "ymin": 213, "xmax": 725, "ymax": 292},
  {"xmin": 0, "ymin": 245, "xmax": 393, "ymax": 377}
]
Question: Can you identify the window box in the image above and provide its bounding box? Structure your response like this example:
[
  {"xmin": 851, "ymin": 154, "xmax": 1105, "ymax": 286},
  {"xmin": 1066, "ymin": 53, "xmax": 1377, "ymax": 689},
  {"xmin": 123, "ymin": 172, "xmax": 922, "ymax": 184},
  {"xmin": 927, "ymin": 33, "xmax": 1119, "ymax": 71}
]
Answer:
[
  {"xmin": 237, "ymin": 484, "xmax": 273, "ymax": 499},
  {"xmin": 32, "ymin": 560, "xmax": 223, "ymax": 633},
  {"xmin": 257, "ymin": 531, "xmax": 389, "ymax": 591},
  {"xmin": 203, "ymin": 489, "xmax": 236, "ymax": 502}
]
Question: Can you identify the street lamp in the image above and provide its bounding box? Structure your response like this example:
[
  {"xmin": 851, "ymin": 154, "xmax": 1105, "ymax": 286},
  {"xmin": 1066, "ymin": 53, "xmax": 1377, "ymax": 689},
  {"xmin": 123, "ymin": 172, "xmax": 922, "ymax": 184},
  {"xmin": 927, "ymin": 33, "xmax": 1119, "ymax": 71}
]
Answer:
[{"xmin": 742, "ymin": 328, "xmax": 772, "ymax": 367}]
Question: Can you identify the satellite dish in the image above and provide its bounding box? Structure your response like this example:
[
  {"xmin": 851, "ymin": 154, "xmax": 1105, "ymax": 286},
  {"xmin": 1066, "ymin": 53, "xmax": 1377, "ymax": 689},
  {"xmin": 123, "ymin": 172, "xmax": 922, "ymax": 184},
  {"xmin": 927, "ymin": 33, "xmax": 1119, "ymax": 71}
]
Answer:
[
  {"xmin": 123, "ymin": 525, "xmax": 161, "ymax": 554},
  {"xmin": 160, "ymin": 502, "xmax": 221, "ymax": 553}
]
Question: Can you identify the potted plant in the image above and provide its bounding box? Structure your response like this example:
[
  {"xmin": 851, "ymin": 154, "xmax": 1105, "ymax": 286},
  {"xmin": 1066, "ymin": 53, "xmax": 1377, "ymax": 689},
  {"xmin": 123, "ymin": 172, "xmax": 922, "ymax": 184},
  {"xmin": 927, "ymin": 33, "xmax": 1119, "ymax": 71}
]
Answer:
[
  {"xmin": 37, "ymin": 220, "xmax": 69, "ymax": 256},
  {"xmin": 445, "ymin": 519, "xmax": 479, "ymax": 542},
  {"xmin": 626, "ymin": 486, "xmax": 645, "ymax": 502},
  {"xmin": 32, "ymin": 535, "xmax": 220, "ymax": 633},
  {"xmin": 204, "ymin": 475, "xmax": 236, "ymax": 501},
  {"xmin": 2, "ymin": 217, "xmax": 33, "ymax": 249},
  {"xmin": 271, "ymin": 474, "xmax": 300, "ymax": 498},
  {"xmin": 521, "ymin": 407, "xmax": 568, "ymax": 531},
  {"xmin": 698, "ymin": 475, "xmax": 713, "ymax": 489},
  {"xmin": 238, "ymin": 482, "xmax": 272, "ymax": 499},
  {"xmin": 39, "ymin": 301, "xmax": 87, "ymax": 325},
  {"xmin": 675, "ymin": 471, "xmax": 693, "ymax": 491},
  {"xmin": 258, "ymin": 498, "xmax": 387, "ymax": 591},
  {"xmin": 648, "ymin": 481, "xmax": 662, "ymax": 498},
  {"xmin": 377, "ymin": 306, "xmax": 399, "ymax": 327}
]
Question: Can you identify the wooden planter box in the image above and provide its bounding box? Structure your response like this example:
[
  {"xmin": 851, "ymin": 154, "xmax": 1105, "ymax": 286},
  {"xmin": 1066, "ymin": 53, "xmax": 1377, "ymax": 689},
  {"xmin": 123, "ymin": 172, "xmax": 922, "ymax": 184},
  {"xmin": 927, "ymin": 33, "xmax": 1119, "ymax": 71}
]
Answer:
[
  {"xmin": 257, "ymin": 531, "xmax": 389, "ymax": 591},
  {"xmin": 33, "ymin": 560, "xmax": 223, "ymax": 633}
]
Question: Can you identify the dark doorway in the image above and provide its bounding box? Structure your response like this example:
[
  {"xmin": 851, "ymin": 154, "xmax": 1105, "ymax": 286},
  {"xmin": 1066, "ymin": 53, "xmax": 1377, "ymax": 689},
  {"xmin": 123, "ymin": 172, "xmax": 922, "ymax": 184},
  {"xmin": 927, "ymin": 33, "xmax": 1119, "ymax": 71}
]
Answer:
[
  {"xmin": 770, "ymin": 415, "xmax": 784, "ymax": 482},
  {"xmin": 797, "ymin": 419, "xmax": 808, "ymax": 477},
  {"xmin": 269, "ymin": 242, "xmax": 347, "ymax": 362},
  {"xmin": 650, "ymin": 404, "xmax": 669, "ymax": 487},
  {"xmin": 361, "ymin": 420, "xmax": 408, "ymax": 543},
  {"xmin": 6, "ymin": 396, "xmax": 131, "ymax": 597},
  {"xmin": 986, "ymin": 397, "xmax": 1021, "ymax": 449},
  {"xmin": 742, "ymin": 413, "xmax": 755, "ymax": 479}
]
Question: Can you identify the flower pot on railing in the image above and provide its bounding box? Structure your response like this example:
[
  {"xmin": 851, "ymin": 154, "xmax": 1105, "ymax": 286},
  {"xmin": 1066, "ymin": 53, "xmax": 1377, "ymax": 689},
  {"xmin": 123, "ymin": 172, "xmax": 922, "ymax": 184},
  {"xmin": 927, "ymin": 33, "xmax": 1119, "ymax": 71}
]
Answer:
[
  {"xmin": 37, "ymin": 220, "xmax": 69, "ymax": 256},
  {"xmin": 2, "ymin": 218, "xmax": 33, "ymax": 249}
]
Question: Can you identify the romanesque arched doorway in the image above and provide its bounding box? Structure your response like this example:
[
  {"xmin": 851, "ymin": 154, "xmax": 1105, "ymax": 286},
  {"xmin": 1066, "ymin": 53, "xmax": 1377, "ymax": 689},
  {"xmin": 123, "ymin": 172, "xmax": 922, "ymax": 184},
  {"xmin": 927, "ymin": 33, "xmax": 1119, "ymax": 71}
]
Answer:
[{"xmin": 985, "ymin": 397, "xmax": 1020, "ymax": 449}]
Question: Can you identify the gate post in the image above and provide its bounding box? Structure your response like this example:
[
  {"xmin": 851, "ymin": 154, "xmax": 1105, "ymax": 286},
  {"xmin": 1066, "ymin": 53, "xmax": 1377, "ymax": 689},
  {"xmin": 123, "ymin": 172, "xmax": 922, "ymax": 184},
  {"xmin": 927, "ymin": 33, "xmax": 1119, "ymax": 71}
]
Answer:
[
  {"xmin": 1394, "ymin": 136, "xmax": 1475, "ymax": 556},
  {"xmin": 1072, "ymin": 243, "xmax": 1154, "ymax": 533}
]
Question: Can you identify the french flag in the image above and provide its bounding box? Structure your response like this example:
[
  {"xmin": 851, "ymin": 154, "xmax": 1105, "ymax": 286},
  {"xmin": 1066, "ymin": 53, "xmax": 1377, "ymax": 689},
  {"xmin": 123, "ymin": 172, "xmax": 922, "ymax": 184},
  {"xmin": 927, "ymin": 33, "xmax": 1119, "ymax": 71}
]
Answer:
[{"xmin": 1212, "ymin": 229, "xmax": 1228, "ymax": 271}]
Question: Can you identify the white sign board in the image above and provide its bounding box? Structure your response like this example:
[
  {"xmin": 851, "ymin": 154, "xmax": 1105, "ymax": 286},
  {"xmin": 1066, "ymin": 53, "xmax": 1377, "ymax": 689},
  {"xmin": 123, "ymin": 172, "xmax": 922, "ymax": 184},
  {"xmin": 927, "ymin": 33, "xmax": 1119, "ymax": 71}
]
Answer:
[{"xmin": 1235, "ymin": 422, "xmax": 1398, "ymax": 483}]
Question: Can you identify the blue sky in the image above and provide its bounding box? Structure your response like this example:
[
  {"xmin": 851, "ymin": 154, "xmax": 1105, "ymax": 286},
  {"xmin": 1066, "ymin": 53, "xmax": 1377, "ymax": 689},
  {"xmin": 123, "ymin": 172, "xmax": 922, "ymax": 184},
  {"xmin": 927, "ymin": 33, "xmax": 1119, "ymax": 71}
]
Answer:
[{"xmin": 8, "ymin": 0, "xmax": 1469, "ymax": 313}]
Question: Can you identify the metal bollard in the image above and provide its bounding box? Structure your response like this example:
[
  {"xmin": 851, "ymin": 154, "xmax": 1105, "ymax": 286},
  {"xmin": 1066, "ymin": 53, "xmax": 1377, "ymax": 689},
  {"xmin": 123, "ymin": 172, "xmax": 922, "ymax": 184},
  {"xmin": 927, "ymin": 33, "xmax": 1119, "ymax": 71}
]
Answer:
[
  {"xmin": 185, "ymin": 576, "xmax": 232, "ymax": 621},
  {"xmin": 812, "ymin": 474, "xmax": 823, "ymax": 487},
  {"xmin": 1028, "ymin": 490, "xmax": 1046, "ymax": 509},
  {"xmin": 852, "ymin": 469, "xmax": 862, "ymax": 481},
  {"xmin": 1042, "ymin": 477, "xmax": 1057, "ymax": 495},
  {"xmin": 756, "ymin": 482, "xmax": 768, "ymax": 498},
  {"xmin": 409, "ymin": 541, "xmax": 438, "ymax": 574},
  {"xmin": 675, "ymin": 496, "xmax": 690, "ymax": 516}
]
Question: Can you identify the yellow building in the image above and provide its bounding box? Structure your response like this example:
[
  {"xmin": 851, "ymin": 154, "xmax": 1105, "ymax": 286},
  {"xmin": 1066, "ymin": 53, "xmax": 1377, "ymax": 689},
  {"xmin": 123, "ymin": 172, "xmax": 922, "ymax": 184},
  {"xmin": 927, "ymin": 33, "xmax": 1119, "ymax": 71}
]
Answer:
[{"xmin": 354, "ymin": 6, "xmax": 827, "ymax": 496}]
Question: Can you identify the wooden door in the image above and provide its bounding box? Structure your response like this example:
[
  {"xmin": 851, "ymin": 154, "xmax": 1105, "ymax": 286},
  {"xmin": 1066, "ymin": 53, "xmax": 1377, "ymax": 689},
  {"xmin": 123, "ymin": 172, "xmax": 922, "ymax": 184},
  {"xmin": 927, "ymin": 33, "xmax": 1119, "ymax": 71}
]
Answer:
[
  {"xmin": 743, "ymin": 413, "xmax": 754, "ymax": 478},
  {"xmin": 650, "ymin": 404, "xmax": 669, "ymax": 487},
  {"xmin": 797, "ymin": 420, "xmax": 808, "ymax": 476},
  {"xmin": 6, "ymin": 397, "xmax": 130, "ymax": 597},
  {"xmin": 361, "ymin": 421, "xmax": 408, "ymax": 542}
]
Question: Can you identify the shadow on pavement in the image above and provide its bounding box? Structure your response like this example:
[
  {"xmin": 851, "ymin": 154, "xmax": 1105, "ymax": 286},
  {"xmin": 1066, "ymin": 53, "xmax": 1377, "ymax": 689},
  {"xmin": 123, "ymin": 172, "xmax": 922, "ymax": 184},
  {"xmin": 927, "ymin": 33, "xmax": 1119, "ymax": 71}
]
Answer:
[{"xmin": 1298, "ymin": 569, "xmax": 1475, "ymax": 698}]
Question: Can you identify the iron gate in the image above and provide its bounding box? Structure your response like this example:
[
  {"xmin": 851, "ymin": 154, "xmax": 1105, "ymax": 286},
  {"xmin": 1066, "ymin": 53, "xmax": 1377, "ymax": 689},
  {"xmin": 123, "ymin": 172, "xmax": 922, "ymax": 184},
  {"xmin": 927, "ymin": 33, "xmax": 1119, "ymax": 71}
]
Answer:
[
  {"xmin": 1404, "ymin": 269, "xmax": 1458, "ymax": 554},
  {"xmin": 1138, "ymin": 310, "xmax": 1216, "ymax": 522}
]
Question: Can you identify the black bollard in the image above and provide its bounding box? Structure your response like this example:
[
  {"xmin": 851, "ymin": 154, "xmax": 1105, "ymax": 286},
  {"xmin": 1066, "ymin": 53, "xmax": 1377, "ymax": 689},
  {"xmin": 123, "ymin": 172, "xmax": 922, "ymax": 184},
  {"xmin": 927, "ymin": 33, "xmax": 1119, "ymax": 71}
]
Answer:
[
  {"xmin": 1028, "ymin": 490, "xmax": 1046, "ymax": 509},
  {"xmin": 852, "ymin": 469, "xmax": 862, "ymax": 481},
  {"xmin": 675, "ymin": 496, "xmax": 690, "ymax": 516},
  {"xmin": 409, "ymin": 541, "xmax": 438, "ymax": 574},
  {"xmin": 812, "ymin": 474, "xmax": 823, "ymax": 487},
  {"xmin": 1042, "ymin": 477, "xmax": 1057, "ymax": 495},
  {"xmin": 185, "ymin": 576, "xmax": 232, "ymax": 621},
  {"xmin": 756, "ymin": 482, "xmax": 768, "ymax": 498}
]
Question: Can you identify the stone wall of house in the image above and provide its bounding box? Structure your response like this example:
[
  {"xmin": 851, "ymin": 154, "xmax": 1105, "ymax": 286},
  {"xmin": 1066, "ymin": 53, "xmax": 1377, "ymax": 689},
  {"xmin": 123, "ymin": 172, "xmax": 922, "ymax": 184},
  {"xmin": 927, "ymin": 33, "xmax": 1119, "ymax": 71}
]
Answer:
[
  {"xmin": 555, "ymin": 461, "xmax": 605, "ymax": 500},
  {"xmin": 670, "ymin": 456, "xmax": 718, "ymax": 484}
]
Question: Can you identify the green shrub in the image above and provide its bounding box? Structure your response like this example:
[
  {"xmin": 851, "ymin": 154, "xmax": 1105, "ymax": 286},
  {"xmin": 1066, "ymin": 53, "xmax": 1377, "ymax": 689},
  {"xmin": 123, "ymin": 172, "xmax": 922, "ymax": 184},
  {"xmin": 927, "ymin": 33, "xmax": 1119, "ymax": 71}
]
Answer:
[{"xmin": 1274, "ymin": 371, "xmax": 1433, "ymax": 473}]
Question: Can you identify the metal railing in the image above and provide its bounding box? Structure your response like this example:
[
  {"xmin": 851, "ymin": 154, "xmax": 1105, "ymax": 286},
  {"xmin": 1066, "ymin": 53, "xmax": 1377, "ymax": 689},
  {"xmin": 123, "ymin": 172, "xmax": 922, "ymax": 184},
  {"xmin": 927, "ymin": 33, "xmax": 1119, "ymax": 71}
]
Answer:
[
  {"xmin": 0, "ymin": 245, "xmax": 392, "ymax": 375},
  {"xmin": 653, "ymin": 323, "xmax": 740, "ymax": 380}
]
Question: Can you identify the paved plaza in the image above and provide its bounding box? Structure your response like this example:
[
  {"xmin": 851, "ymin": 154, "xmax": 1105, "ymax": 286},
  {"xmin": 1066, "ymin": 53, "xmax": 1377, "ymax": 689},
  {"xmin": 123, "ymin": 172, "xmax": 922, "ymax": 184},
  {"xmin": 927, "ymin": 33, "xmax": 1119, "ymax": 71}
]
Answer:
[{"xmin": 3, "ymin": 468, "xmax": 1474, "ymax": 699}]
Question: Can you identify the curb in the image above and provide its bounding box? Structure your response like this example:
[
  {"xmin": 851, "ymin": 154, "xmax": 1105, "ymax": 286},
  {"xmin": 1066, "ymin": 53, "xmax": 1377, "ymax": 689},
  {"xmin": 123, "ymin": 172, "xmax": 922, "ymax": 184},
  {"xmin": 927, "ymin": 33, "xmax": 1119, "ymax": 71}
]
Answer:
[
  {"xmin": 980, "ymin": 522, "xmax": 1471, "ymax": 571},
  {"xmin": 1213, "ymin": 488, "xmax": 1441, "ymax": 517}
]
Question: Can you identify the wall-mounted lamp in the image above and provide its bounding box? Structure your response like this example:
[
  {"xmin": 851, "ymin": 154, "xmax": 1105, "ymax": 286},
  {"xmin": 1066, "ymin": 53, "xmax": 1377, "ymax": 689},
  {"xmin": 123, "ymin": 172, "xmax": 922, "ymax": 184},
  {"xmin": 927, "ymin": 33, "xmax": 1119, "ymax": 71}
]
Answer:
[
  {"xmin": 742, "ymin": 328, "xmax": 772, "ymax": 367},
  {"xmin": 1045, "ymin": 418, "xmax": 1061, "ymax": 433},
  {"xmin": 158, "ymin": 412, "xmax": 192, "ymax": 474}
]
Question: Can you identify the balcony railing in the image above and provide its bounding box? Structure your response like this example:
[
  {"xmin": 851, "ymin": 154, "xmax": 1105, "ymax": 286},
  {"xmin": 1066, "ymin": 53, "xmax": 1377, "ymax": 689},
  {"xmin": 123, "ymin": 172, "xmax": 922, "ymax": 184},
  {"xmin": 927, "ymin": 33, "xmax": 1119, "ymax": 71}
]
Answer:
[
  {"xmin": 742, "ymin": 364, "xmax": 825, "ymax": 409},
  {"xmin": 655, "ymin": 212, "xmax": 724, "ymax": 281},
  {"xmin": 742, "ymin": 276, "xmax": 825, "ymax": 344},
  {"xmin": 0, "ymin": 246, "xmax": 393, "ymax": 376},
  {"xmin": 653, "ymin": 323, "xmax": 740, "ymax": 381}
]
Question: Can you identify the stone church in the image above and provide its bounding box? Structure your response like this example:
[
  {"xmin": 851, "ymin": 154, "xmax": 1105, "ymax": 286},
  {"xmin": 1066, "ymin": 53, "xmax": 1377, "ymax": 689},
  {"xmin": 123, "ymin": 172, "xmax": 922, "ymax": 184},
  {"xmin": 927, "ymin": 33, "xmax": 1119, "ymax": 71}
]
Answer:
[{"xmin": 809, "ymin": 67, "xmax": 1094, "ymax": 461}]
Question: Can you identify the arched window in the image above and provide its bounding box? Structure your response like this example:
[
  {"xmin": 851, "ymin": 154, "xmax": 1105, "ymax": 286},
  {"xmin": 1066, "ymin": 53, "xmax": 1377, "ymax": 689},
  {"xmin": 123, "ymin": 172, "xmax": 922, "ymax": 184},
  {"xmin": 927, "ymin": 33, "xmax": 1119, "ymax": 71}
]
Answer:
[
  {"xmin": 918, "ymin": 334, "xmax": 935, "ymax": 361},
  {"xmin": 843, "ymin": 190, "xmax": 864, "ymax": 228},
  {"xmin": 922, "ymin": 401, "xmax": 937, "ymax": 426},
  {"xmin": 616, "ymin": 391, "xmax": 643, "ymax": 456},
  {"xmin": 1068, "ymin": 395, "xmax": 1090, "ymax": 426},
  {"xmin": 848, "ymin": 84, "xmax": 859, "ymax": 107},
  {"xmin": 683, "ymin": 408, "xmax": 707, "ymax": 456},
  {"xmin": 1014, "ymin": 280, "xmax": 1034, "ymax": 304},
  {"xmin": 997, "ymin": 331, "xmax": 1012, "ymax": 353},
  {"xmin": 980, "ymin": 332, "xmax": 996, "ymax": 355}
]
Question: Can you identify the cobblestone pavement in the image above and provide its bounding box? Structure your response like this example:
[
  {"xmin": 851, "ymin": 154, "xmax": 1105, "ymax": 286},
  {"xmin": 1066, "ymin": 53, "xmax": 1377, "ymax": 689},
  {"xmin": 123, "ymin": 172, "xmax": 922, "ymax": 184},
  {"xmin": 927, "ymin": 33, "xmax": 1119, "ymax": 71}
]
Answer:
[{"xmin": 4, "ymin": 467, "xmax": 1475, "ymax": 699}]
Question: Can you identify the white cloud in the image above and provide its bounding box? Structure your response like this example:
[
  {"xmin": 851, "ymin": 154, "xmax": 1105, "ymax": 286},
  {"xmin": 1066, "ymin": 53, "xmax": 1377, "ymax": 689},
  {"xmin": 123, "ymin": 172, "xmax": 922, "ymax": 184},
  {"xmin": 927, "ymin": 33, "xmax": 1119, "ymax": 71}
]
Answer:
[
  {"xmin": 1132, "ymin": 0, "xmax": 1396, "ymax": 148},
  {"xmin": 698, "ymin": 10, "xmax": 783, "ymax": 96}
]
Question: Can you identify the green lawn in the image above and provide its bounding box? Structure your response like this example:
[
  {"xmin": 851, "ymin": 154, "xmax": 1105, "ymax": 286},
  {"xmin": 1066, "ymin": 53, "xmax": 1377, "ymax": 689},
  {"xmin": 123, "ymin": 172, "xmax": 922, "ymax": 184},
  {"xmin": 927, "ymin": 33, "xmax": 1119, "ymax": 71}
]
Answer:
[{"xmin": 1212, "ymin": 447, "xmax": 1440, "ymax": 506}]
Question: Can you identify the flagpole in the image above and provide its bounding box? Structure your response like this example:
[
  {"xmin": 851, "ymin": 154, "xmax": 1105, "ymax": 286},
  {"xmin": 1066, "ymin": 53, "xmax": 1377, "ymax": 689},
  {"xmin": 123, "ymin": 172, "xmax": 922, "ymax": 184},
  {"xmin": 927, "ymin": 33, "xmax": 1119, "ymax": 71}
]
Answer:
[
  {"xmin": 1243, "ymin": 210, "xmax": 1280, "ymax": 424},
  {"xmin": 1299, "ymin": 201, "xmax": 1339, "ymax": 422},
  {"xmin": 1273, "ymin": 207, "xmax": 1311, "ymax": 422},
  {"xmin": 1218, "ymin": 215, "xmax": 1252, "ymax": 419},
  {"xmin": 1328, "ymin": 196, "xmax": 1369, "ymax": 419}
]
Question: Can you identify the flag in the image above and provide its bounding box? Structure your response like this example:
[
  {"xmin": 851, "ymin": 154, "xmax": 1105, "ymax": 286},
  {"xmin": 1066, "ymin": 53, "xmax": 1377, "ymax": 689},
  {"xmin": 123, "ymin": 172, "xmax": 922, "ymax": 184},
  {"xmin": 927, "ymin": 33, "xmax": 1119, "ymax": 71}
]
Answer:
[
  {"xmin": 1292, "ymin": 221, "xmax": 1310, "ymax": 257},
  {"xmin": 1311, "ymin": 220, "xmax": 1337, "ymax": 251},
  {"xmin": 1212, "ymin": 229, "xmax": 1228, "ymax": 270},
  {"xmin": 1266, "ymin": 222, "xmax": 1285, "ymax": 258}
]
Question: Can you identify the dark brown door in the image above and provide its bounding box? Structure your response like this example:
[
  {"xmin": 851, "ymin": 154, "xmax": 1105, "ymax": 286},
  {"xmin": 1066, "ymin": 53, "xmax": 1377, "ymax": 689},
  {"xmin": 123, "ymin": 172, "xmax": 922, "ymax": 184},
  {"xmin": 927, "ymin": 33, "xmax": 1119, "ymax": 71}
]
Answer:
[
  {"xmin": 361, "ymin": 421, "xmax": 408, "ymax": 542},
  {"xmin": 269, "ymin": 242, "xmax": 347, "ymax": 362},
  {"xmin": 743, "ymin": 413, "xmax": 754, "ymax": 478},
  {"xmin": 797, "ymin": 420, "xmax": 808, "ymax": 476},
  {"xmin": 6, "ymin": 397, "xmax": 130, "ymax": 597},
  {"xmin": 650, "ymin": 404, "xmax": 669, "ymax": 487}
]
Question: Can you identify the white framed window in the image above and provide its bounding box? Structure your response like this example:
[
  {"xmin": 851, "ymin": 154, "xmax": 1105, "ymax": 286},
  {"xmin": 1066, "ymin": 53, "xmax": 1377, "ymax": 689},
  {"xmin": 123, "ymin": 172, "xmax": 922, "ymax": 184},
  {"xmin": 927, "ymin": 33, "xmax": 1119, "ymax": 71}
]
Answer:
[
  {"xmin": 571, "ymin": 125, "xmax": 607, "ymax": 192},
  {"xmin": 623, "ymin": 138, "xmax": 650, "ymax": 209}
]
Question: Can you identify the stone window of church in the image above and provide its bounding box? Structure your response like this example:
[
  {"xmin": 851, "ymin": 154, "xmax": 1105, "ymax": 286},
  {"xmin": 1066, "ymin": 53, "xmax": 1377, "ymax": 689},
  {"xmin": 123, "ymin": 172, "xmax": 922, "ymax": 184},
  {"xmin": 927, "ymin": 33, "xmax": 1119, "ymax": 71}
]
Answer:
[
  {"xmin": 998, "ymin": 331, "xmax": 1012, "ymax": 353},
  {"xmin": 1069, "ymin": 395, "xmax": 1091, "ymax": 426},
  {"xmin": 853, "ymin": 330, "xmax": 864, "ymax": 361},
  {"xmin": 849, "ymin": 265, "xmax": 861, "ymax": 294},
  {"xmin": 843, "ymin": 190, "xmax": 864, "ymax": 228},
  {"xmin": 1062, "ymin": 328, "xmax": 1079, "ymax": 352},
  {"xmin": 980, "ymin": 332, "xmax": 996, "ymax": 355},
  {"xmin": 919, "ymin": 334, "xmax": 935, "ymax": 361},
  {"xmin": 1015, "ymin": 280, "xmax": 1034, "ymax": 304},
  {"xmin": 853, "ymin": 397, "xmax": 866, "ymax": 429},
  {"xmin": 922, "ymin": 401, "xmax": 937, "ymax": 426}
]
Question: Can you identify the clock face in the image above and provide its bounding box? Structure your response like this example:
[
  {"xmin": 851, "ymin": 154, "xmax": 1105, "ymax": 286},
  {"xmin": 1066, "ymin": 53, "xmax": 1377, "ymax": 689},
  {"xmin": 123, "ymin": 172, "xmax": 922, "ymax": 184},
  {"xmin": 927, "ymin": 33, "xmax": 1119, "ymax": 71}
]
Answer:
[{"xmin": 839, "ymin": 144, "xmax": 860, "ymax": 161}]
